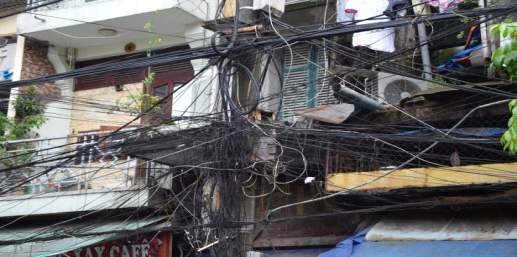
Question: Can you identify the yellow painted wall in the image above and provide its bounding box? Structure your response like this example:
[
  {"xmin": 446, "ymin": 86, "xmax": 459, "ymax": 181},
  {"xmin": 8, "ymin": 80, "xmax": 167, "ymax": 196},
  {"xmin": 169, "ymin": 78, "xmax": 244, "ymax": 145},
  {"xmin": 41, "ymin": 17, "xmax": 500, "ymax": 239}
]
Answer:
[
  {"xmin": 69, "ymin": 82, "xmax": 143, "ymax": 135},
  {"xmin": 63, "ymin": 83, "xmax": 145, "ymax": 190},
  {"xmin": 326, "ymin": 162, "xmax": 517, "ymax": 192},
  {"xmin": 0, "ymin": 16, "xmax": 17, "ymax": 37},
  {"xmin": 223, "ymin": 0, "xmax": 236, "ymax": 17}
]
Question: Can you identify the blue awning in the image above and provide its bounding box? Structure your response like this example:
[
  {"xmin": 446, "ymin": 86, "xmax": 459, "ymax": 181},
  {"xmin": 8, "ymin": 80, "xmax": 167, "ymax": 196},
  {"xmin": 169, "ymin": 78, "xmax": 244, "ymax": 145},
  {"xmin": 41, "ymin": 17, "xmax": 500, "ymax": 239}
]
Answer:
[
  {"xmin": 349, "ymin": 240, "xmax": 517, "ymax": 257},
  {"xmin": 319, "ymin": 235, "xmax": 517, "ymax": 257},
  {"xmin": 320, "ymin": 214, "xmax": 517, "ymax": 257}
]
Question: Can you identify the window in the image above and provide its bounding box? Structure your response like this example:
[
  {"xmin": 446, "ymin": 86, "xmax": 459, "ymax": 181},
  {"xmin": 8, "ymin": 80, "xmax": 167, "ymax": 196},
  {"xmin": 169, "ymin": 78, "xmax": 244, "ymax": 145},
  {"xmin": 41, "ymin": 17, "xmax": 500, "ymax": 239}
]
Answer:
[
  {"xmin": 153, "ymin": 84, "xmax": 168, "ymax": 98},
  {"xmin": 74, "ymin": 133, "xmax": 101, "ymax": 165}
]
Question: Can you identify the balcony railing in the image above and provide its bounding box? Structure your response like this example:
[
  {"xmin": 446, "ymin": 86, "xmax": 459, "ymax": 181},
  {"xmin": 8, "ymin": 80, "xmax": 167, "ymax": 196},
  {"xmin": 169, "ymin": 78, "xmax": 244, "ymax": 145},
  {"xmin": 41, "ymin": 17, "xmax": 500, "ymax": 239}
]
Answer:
[
  {"xmin": 0, "ymin": 130, "xmax": 171, "ymax": 197},
  {"xmin": 26, "ymin": 0, "xmax": 99, "ymax": 11}
]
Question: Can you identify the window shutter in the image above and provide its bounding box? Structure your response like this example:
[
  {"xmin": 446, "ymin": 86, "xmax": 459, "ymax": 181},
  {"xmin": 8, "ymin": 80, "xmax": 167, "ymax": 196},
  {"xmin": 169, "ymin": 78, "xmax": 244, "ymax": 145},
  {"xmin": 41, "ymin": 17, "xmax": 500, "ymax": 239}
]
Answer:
[{"xmin": 281, "ymin": 43, "xmax": 336, "ymax": 120}]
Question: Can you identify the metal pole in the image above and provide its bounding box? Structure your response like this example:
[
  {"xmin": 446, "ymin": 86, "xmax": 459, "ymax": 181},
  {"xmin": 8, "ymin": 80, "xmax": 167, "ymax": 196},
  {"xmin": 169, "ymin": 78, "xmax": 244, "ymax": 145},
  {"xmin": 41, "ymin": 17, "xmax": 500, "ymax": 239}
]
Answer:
[
  {"xmin": 478, "ymin": 0, "xmax": 493, "ymax": 62},
  {"xmin": 412, "ymin": 0, "xmax": 433, "ymax": 80}
]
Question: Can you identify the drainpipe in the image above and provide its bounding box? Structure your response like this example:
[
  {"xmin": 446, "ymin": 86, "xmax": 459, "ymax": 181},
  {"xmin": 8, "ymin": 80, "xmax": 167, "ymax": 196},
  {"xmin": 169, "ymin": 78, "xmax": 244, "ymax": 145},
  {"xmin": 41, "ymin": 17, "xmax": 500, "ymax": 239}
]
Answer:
[
  {"xmin": 334, "ymin": 83, "xmax": 388, "ymax": 111},
  {"xmin": 478, "ymin": 0, "xmax": 493, "ymax": 62},
  {"xmin": 412, "ymin": 0, "xmax": 433, "ymax": 80}
]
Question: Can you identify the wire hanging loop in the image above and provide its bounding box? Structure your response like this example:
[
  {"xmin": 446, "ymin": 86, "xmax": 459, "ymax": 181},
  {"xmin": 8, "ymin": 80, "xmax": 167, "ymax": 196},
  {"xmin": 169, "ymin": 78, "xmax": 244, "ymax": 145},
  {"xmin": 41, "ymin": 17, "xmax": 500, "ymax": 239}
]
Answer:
[{"xmin": 220, "ymin": 61, "xmax": 261, "ymax": 116}]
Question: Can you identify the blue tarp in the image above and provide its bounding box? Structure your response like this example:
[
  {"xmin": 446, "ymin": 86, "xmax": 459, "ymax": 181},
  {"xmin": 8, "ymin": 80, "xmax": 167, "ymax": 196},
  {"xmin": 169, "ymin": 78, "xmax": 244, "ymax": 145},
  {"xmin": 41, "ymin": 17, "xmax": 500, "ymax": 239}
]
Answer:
[
  {"xmin": 436, "ymin": 26, "xmax": 482, "ymax": 72},
  {"xmin": 318, "ymin": 230, "xmax": 367, "ymax": 257},
  {"xmin": 349, "ymin": 240, "xmax": 517, "ymax": 257},
  {"xmin": 395, "ymin": 127, "xmax": 506, "ymax": 137},
  {"xmin": 319, "ymin": 232, "xmax": 517, "ymax": 257},
  {"xmin": 262, "ymin": 248, "xmax": 330, "ymax": 257}
]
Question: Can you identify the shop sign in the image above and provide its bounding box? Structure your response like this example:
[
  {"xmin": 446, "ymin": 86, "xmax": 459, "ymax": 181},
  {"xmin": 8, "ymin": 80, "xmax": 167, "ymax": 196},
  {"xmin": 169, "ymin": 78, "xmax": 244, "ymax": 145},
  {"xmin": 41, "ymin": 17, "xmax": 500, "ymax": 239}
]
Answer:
[{"xmin": 58, "ymin": 234, "xmax": 163, "ymax": 257}]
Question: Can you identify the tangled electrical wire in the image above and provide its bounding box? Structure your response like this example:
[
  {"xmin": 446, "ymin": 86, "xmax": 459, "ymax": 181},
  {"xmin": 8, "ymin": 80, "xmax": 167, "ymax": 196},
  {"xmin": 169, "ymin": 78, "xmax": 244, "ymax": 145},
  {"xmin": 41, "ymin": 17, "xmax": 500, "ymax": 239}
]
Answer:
[{"xmin": 1, "ymin": 2, "xmax": 517, "ymax": 257}]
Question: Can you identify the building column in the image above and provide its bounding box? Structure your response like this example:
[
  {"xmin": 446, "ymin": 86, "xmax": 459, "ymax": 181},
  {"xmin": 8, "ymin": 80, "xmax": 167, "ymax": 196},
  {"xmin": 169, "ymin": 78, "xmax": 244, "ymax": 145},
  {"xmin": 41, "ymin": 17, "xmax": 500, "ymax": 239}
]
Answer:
[
  {"xmin": 173, "ymin": 25, "xmax": 218, "ymax": 128},
  {"xmin": 40, "ymin": 46, "xmax": 74, "ymax": 150},
  {"xmin": 6, "ymin": 36, "xmax": 25, "ymax": 119}
]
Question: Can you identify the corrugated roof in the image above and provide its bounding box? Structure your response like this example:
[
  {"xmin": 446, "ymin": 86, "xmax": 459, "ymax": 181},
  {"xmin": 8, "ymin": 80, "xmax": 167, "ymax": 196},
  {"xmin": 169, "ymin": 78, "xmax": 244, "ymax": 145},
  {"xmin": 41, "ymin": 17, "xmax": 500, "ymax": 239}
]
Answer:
[
  {"xmin": 0, "ymin": 234, "xmax": 115, "ymax": 257},
  {"xmin": 366, "ymin": 214, "xmax": 517, "ymax": 241},
  {"xmin": 0, "ymin": 215, "xmax": 168, "ymax": 257}
]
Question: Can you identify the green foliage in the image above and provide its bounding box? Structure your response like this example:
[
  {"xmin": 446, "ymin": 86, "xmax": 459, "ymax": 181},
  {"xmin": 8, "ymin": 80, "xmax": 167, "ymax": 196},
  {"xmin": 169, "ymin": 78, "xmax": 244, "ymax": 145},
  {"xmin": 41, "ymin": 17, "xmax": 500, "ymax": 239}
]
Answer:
[
  {"xmin": 456, "ymin": 31, "xmax": 465, "ymax": 40},
  {"xmin": 14, "ymin": 85, "xmax": 46, "ymax": 118},
  {"xmin": 490, "ymin": 22, "xmax": 517, "ymax": 80},
  {"xmin": 116, "ymin": 72, "xmax": 162, "ymax": 116},
  {"xmin": 143, "ymin": 72, "xmax": 155, "ymax": 87},
  {"xmin": 0, "ymin": 85, "xmax": 47, "ymax": 167},
  {"xmin": 501, "ymin": 100, "xmax": 517, "ymax": 154},
  {"xmin": 0, "ymin": 114, "xmax": 47, "ymax": 141},
  {"xmin": 459, "ymin": 17, "xmax": 472, "ymax": 24},
  {"xmin": 493, "ymin": 22, "xmax": 517, "ymax": 153},
  {"xmin": 0, "ymin": 140, "xmax": 36, "ymax": 168},
  {"xmin": 116, "ymin": 93, "xmax": 162, "ymax": 115},
  {"xmin": 122, "ymin": 20, "xmax": 164, "ymax": 122},
  {"xmin": 143, "ymin": 21, "xmax": 163, "ymax": 53},
  {"xmin": 432, "ymin": 75, "xmax": 447, "ymax": 84}
]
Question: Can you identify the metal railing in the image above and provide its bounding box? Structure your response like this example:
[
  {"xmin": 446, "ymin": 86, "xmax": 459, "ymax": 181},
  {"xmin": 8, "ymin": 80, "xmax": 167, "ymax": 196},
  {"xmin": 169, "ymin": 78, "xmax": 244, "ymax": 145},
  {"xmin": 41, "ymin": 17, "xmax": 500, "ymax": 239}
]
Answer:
[
  {"xmin": 0, "ymin": 131, "xmax": 170, "ymax": 196},
  {"xmin": 26, "ymin": 0, "xmax": 100, "ymax": 11}
]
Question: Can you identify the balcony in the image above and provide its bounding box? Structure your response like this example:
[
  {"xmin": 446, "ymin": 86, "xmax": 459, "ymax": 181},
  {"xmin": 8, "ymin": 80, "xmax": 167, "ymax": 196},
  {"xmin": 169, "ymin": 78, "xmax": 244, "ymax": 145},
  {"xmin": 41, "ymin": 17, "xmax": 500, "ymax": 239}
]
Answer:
[
  {"xmin": 17, "ymin": 0, "xmax": 214, "ymax": 59},
  {"xmin": 0, "ymin": 131, "xmax": 171, "ymax": 217},
  {"xmin": 320, "ymin": 87, "xmax": 517, "ymax": 193}
]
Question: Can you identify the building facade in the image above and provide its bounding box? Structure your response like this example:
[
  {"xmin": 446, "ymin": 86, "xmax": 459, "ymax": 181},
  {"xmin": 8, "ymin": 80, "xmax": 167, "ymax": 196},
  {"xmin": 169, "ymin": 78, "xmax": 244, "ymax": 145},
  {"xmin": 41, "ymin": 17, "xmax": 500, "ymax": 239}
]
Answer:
[{"xmin": 1, "ymin": 0, "xmax": 517, "ymax": 256}]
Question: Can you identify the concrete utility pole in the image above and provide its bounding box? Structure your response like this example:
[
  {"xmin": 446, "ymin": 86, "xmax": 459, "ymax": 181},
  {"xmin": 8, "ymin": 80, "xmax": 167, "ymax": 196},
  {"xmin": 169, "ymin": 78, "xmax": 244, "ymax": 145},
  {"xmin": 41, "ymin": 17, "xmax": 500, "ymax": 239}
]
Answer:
[{"xmin": 236, "ymin": 0, "xmax": 260, "ymax": 115}]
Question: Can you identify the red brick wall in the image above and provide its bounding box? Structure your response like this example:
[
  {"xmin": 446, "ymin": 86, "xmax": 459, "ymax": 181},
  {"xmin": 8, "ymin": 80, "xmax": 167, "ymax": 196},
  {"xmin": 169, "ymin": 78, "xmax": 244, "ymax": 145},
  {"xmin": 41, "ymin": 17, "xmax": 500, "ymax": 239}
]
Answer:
[{"xmin": 20, "ymin": 38, "xmax": 58, "ymax": 97}]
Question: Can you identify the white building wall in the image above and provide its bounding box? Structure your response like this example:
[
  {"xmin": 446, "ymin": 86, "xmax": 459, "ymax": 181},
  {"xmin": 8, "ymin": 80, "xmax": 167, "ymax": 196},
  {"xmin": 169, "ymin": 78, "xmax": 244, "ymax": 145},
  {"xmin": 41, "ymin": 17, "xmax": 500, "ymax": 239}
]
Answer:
[
  {"xmin": 0, "ymin": 15, "xmax": 17, "ymax": 37},
  {"xmin": 17, "ymin": 0, "xmax": 214, "ymax": 34},
  {"xmin": 171, "ymin": 24, "xmax": 219, "ymax": 128},
  {"xmin": 0, "ymin": 187, "xmax": 151, "ymax": 217},
  {"xmin": 34, "ymin": 46, "xmax": 74, "ymax": 151},
  {"xmin": 6, "ymin": 36, "xmax": 25, "ymax": 119}
]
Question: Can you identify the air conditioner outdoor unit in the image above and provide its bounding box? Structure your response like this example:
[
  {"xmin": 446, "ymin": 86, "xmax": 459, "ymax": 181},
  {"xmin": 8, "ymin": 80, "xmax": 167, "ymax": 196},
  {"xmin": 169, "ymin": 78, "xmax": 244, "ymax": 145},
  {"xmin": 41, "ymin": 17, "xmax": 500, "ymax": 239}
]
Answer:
[{"xmin": 366, "ymin": 72, "xmax": 429, "ymax": 105}]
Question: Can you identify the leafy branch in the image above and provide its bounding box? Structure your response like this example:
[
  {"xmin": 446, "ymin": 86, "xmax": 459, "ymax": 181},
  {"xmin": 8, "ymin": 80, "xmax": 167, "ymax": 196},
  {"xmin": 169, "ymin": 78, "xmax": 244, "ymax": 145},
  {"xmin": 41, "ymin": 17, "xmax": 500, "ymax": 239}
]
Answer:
[
  {"xmin": 490, "ymin": 21, "xmax": 517, "ymax": 80},
  {"xmin": 115, "ymin": 72, "xmax": 162, "ymax": 116},
  {"xmin": 493, "ymin": 21, "xmax": 517, "ymax": 153},
  {"xmin": 0, "ymin": 85, "xmax": 47, "ymax": 167}
]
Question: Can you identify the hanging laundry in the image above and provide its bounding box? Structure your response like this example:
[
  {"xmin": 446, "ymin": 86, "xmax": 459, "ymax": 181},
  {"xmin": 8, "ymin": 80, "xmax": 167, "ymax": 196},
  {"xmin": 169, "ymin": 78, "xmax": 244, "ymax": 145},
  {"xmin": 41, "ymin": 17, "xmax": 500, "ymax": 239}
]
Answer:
[
  {"xmin": 345, "ymin": 0, "xmax": 395, "ymax": 52},
  {"xmin": 337, "ymin": 0, "xmax": 354, "ymax": 23},
  {"xmin": 427, "ymin": 0, "xmax": 465, "ymax": 12}
]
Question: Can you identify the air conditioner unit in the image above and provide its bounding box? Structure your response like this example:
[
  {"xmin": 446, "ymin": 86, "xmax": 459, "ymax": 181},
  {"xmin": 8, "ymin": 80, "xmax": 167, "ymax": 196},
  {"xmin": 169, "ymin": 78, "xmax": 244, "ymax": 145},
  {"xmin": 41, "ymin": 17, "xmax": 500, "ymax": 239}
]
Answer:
[{"xmin": 367, "ymin": 72, "xmax": 429, "ymax": 105}]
